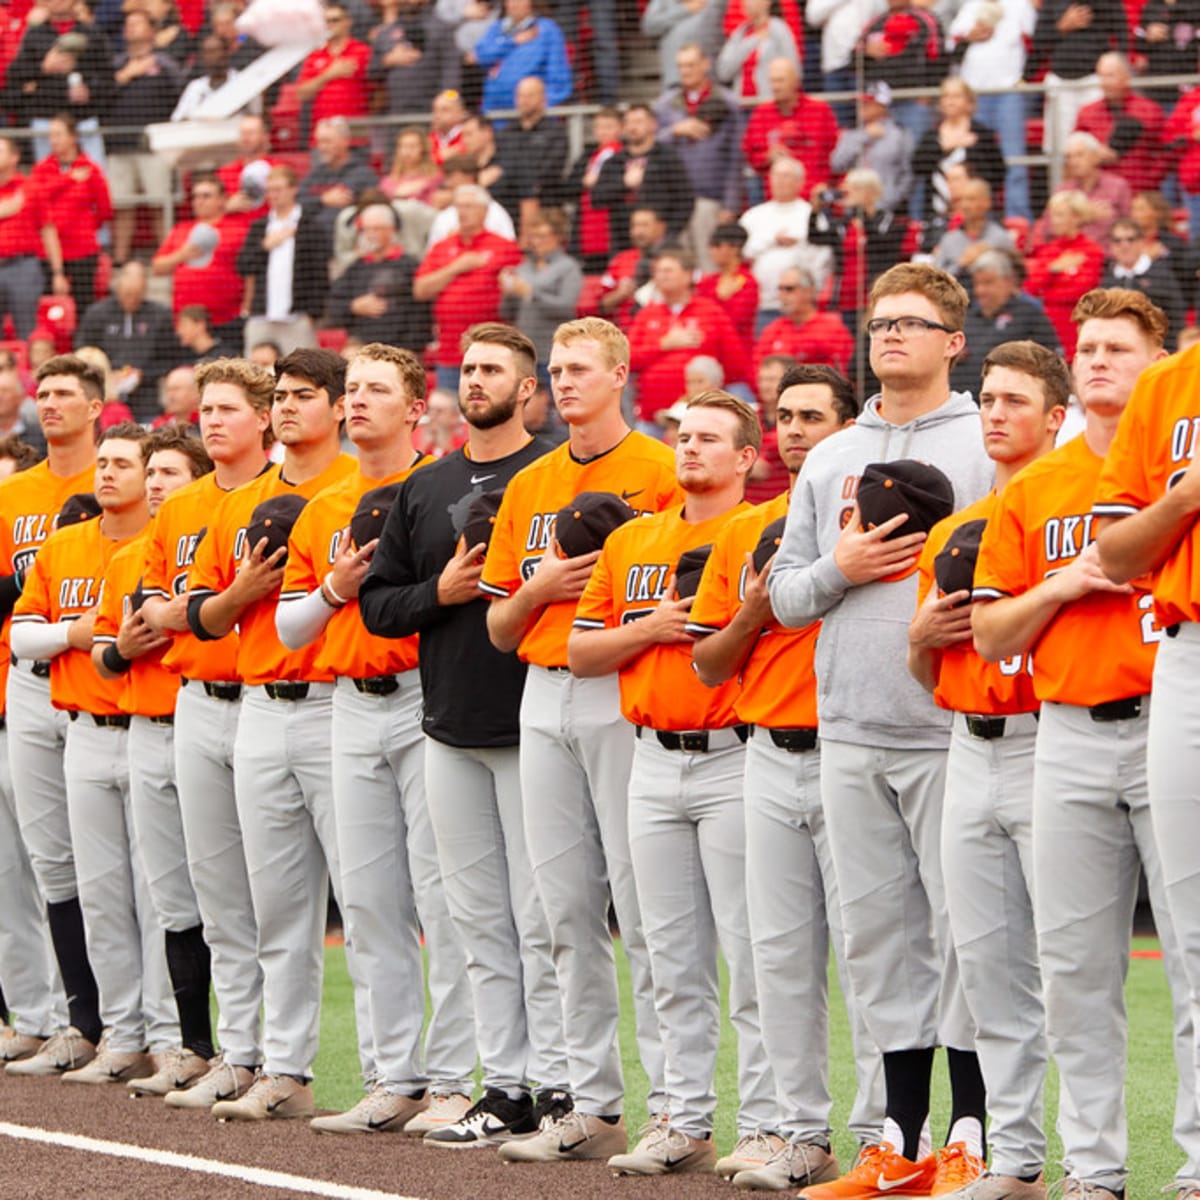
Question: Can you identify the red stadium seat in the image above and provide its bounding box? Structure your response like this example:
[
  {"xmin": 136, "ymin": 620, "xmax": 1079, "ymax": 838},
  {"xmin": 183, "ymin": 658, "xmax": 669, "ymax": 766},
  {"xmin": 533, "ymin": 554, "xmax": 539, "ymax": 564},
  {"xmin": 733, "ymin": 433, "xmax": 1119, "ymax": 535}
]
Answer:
[
  {"xmin": 900, "ymin": 218, "xmax": 923, "ymax": 258},
  {"xmin": 37, "ymin": 295, "xmax": 76, "ymax": 351},
  {"xmin": 576, "ymin": 274, "xmax": 606, "ymax": 317},
  {"xmin": 317, "ymin": 327, "xmax": 348, "ymax": 354}
]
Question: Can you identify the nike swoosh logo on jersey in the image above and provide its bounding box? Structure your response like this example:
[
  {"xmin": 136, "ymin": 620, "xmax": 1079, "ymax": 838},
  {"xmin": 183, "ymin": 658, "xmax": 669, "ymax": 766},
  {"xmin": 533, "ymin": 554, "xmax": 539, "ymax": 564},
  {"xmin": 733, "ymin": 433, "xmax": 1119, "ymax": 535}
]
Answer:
[
  {"xmin": 470, "ymin": 474, "xmax": 497, "ymax": 485},
  {"xmin": 620, "ymin": 488, "xmax": 643, "ymax": 501},
  {"xmin": 877, "ymin": 1169, "xmax": 925, "ymax": 1190}
]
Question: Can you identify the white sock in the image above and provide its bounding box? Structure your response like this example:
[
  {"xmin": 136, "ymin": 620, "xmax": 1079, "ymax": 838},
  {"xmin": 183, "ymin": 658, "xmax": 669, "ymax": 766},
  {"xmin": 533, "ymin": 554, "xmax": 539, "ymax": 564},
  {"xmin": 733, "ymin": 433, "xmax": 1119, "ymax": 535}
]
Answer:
[{"xmin": 947, "ymin": 1115, "xmax": 984, "ymax": 1159}]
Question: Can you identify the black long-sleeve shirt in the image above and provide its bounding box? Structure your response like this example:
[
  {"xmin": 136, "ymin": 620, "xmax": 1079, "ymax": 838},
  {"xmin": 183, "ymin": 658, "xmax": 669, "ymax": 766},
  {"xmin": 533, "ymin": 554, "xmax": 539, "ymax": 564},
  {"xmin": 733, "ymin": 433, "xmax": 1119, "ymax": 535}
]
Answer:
[{"xmin": 358, "ymin": 437, "xmax": 551, "ymax": 748}]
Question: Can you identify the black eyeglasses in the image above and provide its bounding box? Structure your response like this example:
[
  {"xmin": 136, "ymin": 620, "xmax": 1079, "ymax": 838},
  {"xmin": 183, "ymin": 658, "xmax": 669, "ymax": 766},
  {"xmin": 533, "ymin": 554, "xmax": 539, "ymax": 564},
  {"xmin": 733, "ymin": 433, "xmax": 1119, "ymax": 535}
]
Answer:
[{"xmin": 865, "ymin": 316, "xmax": 956, "ymax": 338}]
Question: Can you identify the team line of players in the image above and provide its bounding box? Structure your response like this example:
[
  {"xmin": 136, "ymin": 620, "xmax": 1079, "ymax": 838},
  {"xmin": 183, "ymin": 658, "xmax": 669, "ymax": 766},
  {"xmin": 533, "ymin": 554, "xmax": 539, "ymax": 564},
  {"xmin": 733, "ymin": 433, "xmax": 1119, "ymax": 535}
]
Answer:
[{"xmin": 0, "ymin": 273, "xmax": 1195, "ymax": 1199}]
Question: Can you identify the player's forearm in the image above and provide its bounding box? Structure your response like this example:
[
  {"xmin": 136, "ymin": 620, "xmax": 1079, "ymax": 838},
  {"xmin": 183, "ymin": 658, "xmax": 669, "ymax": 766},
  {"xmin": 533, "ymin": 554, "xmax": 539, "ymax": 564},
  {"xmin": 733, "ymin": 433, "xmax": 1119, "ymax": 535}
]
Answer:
[
  {"xmin": 359, "ymin": 574, "xmax": 443, "ymax": 638},
  {"xmin": 767, "ymin": 551, "xmax": 848, "ymax": 627},
  {"xmin": 486, "ymin": 588, "xmax": 542, "ymax": 653},
  {"xmin": 1095, "ymin": 499, "xmax": 1198, "ymax": 584},
  {"xmin": 567, "ymin": 622, "xmax": 655, "ymax": 678},
  {"xmin": 192, "ymin": 588, "xmax": 248, "ymax": 640},
  {"xmin": 11, "ymin": 619, "xmax": 71, "ymax": 660},
  {"xmin": 275, "ymin": 588, "xmax": 334, "ymax": 649},
  {"xmin": 905, "ymin": 642, "xmax": 940, "ymax": 694},
  {"xmin": 972, "ymin": 587, "xmax": 1062, "ymax": 663},
  {"xmin": 691, "ymin": 609, "xmax": 760, "ymax": 687}
]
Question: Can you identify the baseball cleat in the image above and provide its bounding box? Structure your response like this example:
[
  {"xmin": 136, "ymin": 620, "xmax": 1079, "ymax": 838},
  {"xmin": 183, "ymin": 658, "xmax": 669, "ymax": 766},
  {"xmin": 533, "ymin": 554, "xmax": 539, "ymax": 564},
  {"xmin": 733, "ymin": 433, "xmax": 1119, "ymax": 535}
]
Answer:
[
  {"xmin": 732, "ymin": 1139, "xmax": 840, "ymax": 1190},
  {"xmin": 715, "ymin": 1130, "xmax": 787, "ymax": 1178},
  {"xmin": 423, "ymin": 1088, "xmax": 535, "ymax": 1148},
  {"xmin": 164, "ymin": 1054, "xmax": 256, "ymax": 1109},
  {"xmin": 1059, "ymin": 1182, "xmax": 1122, "ymax": 1199},
  {"xmin": 499, "ymin": 1110, "xmax": 628, "ymax": 1163},
  {"xmin": 402, "ymin": 1091, "xmax": 471, "ymax": 1136},
  {"xmin": 211, "ymin": 1072, "xmax": 314, "ymax": 1121},
  {"xmin": 0, "ymin": 1028, "xmax": 47, "ymax": 1062},
  {"xmin": 62, "ymin": 1042, "xmax": 153, "ymax": 1084},
  {"xmin": 311, "ymin": 1088, "xmax": 428, "ymax": 1134},
  {"xmin": 932, "ymin": 1173, "xmax": 1046, "ymax": 1198},
  {"xmin": 128, "ymin": 1047, "xmax": 210, "ymax": 1097},
  {"xmin": 6, "ymin": 1027, "xmax": 96, "ymax": 1077},
  {"xmin": 532, "ymin": 1087, "xmax": 574, "ymax": 1127},
  {"xmin": 796, "ymin": 1141, "xmax": 938, "ymax": 1198},
  {"xmin": 932, "ymin": 1142, "xmax": 987, "ymax": 1195},
  {"xmin": 608, "ymin": 1123, "xmax": 716, "ymax": 1176}
]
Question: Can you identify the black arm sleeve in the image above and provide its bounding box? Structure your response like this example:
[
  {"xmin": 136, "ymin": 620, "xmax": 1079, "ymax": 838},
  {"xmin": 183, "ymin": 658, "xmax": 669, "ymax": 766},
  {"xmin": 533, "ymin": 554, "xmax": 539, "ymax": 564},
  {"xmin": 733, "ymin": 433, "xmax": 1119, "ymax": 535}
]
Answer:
[
  {"xmin": 186, "ymin": 592, "xmax": 222, "ymax": 641},
  {"xmin": 0, "ymin": 573, "xmax": 19, "ymax": 620},
  {"xmin": 358, "ymin": 483, "xmax": 450, "ymax": 639}
]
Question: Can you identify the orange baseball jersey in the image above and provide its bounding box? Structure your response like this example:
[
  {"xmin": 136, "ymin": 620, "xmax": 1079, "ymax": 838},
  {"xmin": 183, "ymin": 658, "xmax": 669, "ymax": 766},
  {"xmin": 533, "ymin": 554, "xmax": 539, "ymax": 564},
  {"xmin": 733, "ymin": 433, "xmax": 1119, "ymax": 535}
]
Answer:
[
  {"xmin": 142, "ymin": 472, "xmax": 244, "ymax": 683},
  {"xmin": 13, "ymin": 518, "xmax": 142, "ymax": 715},
  {"xmin": 480, "ymin": 432, "xmax": 682, "ymax": 666},
  {"xmin": 973, "ymin": 434, "xmax": 1162, "ymax": 706},
  {"xmin": 1094, "ymin": 343, "xmax": 1200, "ymax": 627},
  {"xmin": 574, "ymin": 502, "xmax": 749, "ymax": 729},
  {"xmin": 93, "ymin": 532, "xmax": 179, "ymax": 718},
  {"xmin": 917, "ymin": 493, "xmax": 1037, "ymax": 716},
  {"xmin": 281, "ymin": 459, "xmax": 427, "ymax": 678},
  {"xmin": 0, "ymin": 459, "xmax": 97, "ymax": 586},
  {"xmin": 187, "ymin": 455, "xmax": 357, "ymax": 686},
  {"xmin": 686, "ymin": 491, "xmax": 820, "ymax": 729}
]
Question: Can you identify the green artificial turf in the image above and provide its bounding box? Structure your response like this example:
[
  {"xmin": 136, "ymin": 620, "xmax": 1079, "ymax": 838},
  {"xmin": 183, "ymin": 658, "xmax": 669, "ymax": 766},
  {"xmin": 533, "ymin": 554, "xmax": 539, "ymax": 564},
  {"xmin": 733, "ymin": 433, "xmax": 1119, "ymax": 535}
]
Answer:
[{"xmin": 312, "ymin": 935, "xmax": 1183, "ymax": 1192}]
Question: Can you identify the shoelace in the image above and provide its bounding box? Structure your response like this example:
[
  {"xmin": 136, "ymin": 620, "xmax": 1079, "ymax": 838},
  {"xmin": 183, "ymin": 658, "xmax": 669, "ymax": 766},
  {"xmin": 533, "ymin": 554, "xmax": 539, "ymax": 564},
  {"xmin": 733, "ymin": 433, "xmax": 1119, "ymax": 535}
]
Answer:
[
  {"xmin": 776, "ymin": 1140, "xmax": 830, "ymax": 1184},
  {"xmin": 552, "ymin": 1110, "xmax": 598, "ymax": 1143},
  {"xmin": 936, "ymin": 1143, "xmax": 982, "ymax": 1187},
  {"xmin": 734, "ymin": 1130, "xmax": 779, "ymax": 1161},
  {"xmin": 1048, "ymin": 1179, "xmax": 1121, "ymax": 1199}
]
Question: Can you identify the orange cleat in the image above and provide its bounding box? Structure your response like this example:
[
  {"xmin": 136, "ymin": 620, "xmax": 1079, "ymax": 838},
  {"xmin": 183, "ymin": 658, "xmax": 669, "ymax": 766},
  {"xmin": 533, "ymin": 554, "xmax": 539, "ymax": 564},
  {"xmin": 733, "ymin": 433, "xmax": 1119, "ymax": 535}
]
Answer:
[
  {"xmin": 931, "ymin": 1142, "xmax": 987, "ymax": 1195},
  {"xmin": 798, "ymin": 1141, "xmax": 938, "ymax": 1198}
]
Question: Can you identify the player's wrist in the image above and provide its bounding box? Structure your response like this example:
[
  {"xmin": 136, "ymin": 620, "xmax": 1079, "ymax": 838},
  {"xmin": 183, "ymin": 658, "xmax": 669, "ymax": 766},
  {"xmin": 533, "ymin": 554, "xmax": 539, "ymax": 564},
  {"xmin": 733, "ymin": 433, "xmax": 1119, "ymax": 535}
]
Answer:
[{"xmin": 321, "ymin": 575, "xmax": 349, "ymax": 608}]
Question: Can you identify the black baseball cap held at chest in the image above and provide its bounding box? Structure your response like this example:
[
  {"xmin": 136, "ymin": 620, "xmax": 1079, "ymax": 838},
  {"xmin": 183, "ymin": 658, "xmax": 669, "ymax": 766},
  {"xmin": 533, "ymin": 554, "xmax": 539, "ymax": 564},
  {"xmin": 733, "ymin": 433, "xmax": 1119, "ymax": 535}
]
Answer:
[
  {"xmin": 857, "ymin": 460, "xmax": 955, "ymax": 539},
  {"xmin": 246, "ymin": 493, "xmax": 308, "ymax": 566},
  {"xmin": 554, "ymin": 491, "xmax": 636, "ymax": 559}
]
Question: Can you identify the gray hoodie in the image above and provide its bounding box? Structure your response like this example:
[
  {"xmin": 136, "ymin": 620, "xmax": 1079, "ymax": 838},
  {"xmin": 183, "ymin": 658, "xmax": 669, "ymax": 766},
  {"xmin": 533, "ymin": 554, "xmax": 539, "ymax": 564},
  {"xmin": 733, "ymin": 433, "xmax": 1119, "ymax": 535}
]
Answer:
[{"xmin": 768, "ymin": 391, "xmax": 994, "ymax": 749}]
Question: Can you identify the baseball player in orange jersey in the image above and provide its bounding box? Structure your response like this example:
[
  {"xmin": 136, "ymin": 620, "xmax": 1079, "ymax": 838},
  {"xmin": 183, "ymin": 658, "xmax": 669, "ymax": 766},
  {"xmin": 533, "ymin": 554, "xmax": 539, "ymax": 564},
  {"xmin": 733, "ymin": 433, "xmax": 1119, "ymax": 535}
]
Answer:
[
  {"xmin": 907, "ymin": 342, "xmax": 1069, "ymax": 1200},
  {"xmin": 767, "ymin": 265, "xmax": 993, "ymax": 1200},
  {"xmin": 481, "ymin": 317, "xmax": 676, "ymax": 1162},
  {"xmin": 1095, "ymin": 324, "xmax": 1200, "ymax": 1189},
  {"xmin": 688, "ymin": 365, "xmax": 884, "ymax": 1192},
  {"xmin": 358, "ymin": 324, "xmax": 570, "ymax": 1150},
  {"xmin": 569, "ymin": 391, "xmax": 768, "ymax": 1178},
  {"xmin": 276, "ymin": 343, "xmax": 475, "ymax": 1135},
  {"xmin": 92, "ymin": 428, "xmax": 218, "ymax": 1098},
  {"xmin": 138, "ymin": 359, "xmax": 272, "ymax": 1110},
  {"xmin": 2, "ymin": 355, "xmax": 105, "ymax": 1076},
  {"xmin": 11, "ymin": 423, "xmax": 175, "ymax": 1083},
  {"xmin": 973, "ymin": 290, "xmax": 1200, "ymax": 1200},
  {"xmin": 187, "ymin": 348, "xmax": 364, "ymax": 1122},
  {"xmin": 0, "ymin": 444, "xmax": 64, "ymax": 1065}
]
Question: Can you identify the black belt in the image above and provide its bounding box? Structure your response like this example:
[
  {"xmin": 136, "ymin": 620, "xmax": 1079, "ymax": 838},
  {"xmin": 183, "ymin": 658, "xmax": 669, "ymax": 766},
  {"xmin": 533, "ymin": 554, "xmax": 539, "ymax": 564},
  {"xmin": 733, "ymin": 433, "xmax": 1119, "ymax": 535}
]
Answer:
[
  {"xmin": 0, "ymin": 715, "xmax": 6, "ymax": 731},
  {"xmin": 69, "ymin": 712, "xmax": 131, "ymax": 729},
  {"xmin": 351, "ymin": 675, "xmax": 399, "ymax": 696},
  {"xmin": 545, "ymin": 665, "xmax": 571, "ymax": 674},
  {"xmin": 1089, "ymin": 696, "xmax": 1143, "ymax": 723},
  {"xmin": 13, "ymin": 655, "xmax": 51, "ymax": 678},
  {"xmin": 964, "ymin": 715, "xmax": 1008, "ymax": 740},
  {"xmin": 762, "ymin": 726, "xmax": 818, "ymax": 752},
  {"xmin": 264, "ymin": 681, "xmax": 310, "ymax": 701},
  {"xmin": 183, "ymin": 678, "xmax": 243, "ymax": 702},
  {"xmin": 149, "ymin": 714, "xmax": 174, "ymax": 726},
  {"xmin": 636, "ymin": 725, "xmax": 749, "ymax": 752}
]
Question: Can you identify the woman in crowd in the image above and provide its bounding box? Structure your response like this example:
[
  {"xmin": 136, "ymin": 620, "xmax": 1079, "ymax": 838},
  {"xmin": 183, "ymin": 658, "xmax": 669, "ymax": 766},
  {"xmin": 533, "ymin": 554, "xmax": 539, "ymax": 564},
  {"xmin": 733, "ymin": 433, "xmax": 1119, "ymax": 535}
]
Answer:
[{"xmin": 380, "ymin": 127, "xmax": 443, "ymax": 206}]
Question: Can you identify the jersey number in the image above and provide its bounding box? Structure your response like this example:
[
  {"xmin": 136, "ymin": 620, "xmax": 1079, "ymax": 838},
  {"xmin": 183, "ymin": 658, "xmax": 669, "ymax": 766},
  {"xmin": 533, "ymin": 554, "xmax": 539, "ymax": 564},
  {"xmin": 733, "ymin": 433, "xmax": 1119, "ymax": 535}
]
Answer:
[
  {"xmin": 1139, "ymin": 593, "xmax": 1164, "ymax": 645},
  {"xmin": 997, "ymin": 653, "xmax": 1032, "ymax": 678}
]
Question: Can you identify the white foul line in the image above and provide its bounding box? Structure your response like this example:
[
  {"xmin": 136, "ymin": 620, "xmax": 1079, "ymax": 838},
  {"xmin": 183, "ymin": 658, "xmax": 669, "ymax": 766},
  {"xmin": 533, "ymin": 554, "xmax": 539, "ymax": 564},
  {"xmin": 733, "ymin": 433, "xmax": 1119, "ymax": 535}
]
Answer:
[{"xmin": 0, "ymin": 1120, "xmax": 422, "ymax": 1200}]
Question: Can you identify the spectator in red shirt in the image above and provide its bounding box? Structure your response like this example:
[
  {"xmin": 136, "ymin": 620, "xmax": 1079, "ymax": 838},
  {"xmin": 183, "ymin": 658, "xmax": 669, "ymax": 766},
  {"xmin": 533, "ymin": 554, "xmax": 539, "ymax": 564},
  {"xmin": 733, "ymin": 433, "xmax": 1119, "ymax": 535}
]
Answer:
[
  {"xmin": 428, "ymin": 87, "xmax": 468, "ymax": 166},
  {"xmin": 29, "ymin": 112, "xmax": 112, "ymax": 309},
  {"xmin": 753, "ymin": 264, "xmax": 853, "ymax": 376},
  {"xmin": 150, "ymin": 173, "xmax": 247, "ymax": 338},
  {"xmin": 695, "ymin": 222, "xmax": 759, "ymax": 355},
  {"xmin": 1075, "ymin": 51, "xmax": 1168, "ymax": 197},
  {"xmin": 562, "ymin": 107, "xmax": 624, "ymax": 271},
  {"xmin": 296, "ymin": 2, "xmax": 371, "ymax": 144},
  {"xmin": 741, "ymin": 56, "xmax": 838, "ymax": 200},
  {"xmin": 1024, "ymin": 190, "xmax": 1105, "ymax": 359},
  {"xmin": 628, "ymin": 245, "xmax": 751, "ymax": 427},
  {"xmin": 413, "ymin": 183, "xmax": 523, "ymax": 389},
  {"xmin": 743, "ymin": 351, "xmax": 795, "ymax": 504},
  {"xmin": 0, "ymin": 134, "xmax": 48, "ymax": 338},
  {"xmin": 596, "ymin": 206, "xmax": 667, "ymax": 328}
]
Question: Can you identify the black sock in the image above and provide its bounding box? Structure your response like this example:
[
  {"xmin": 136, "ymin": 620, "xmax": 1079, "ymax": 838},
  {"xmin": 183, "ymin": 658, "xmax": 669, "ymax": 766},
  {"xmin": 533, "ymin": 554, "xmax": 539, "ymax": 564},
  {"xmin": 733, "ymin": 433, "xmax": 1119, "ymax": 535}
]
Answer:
[
  {"xmin": 0, "ymin": 980, "xmax": 8, "ymax": 1024},
  {"xmin": 164, "ymin": 925, "xmax": 215, "ymax": 1060},
  {"xmin": 883, "ymin": 1047, "xmax": 935, "ymax": 1161},
  {"xmin": 46, "ymin": 897, "xmax": 101, "ymax": 1044},
  {"xmin": 946, "ymin": 1046, "xmax": 987, "ymax": 1153}
]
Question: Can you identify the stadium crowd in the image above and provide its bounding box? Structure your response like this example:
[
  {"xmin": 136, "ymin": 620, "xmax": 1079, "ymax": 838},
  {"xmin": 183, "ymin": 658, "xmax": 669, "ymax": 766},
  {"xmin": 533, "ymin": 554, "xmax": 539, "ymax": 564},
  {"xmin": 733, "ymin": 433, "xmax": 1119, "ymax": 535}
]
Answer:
[{"xmin": 0, "ymin": 4, "xmax": 1198, "ymax": 1200}]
